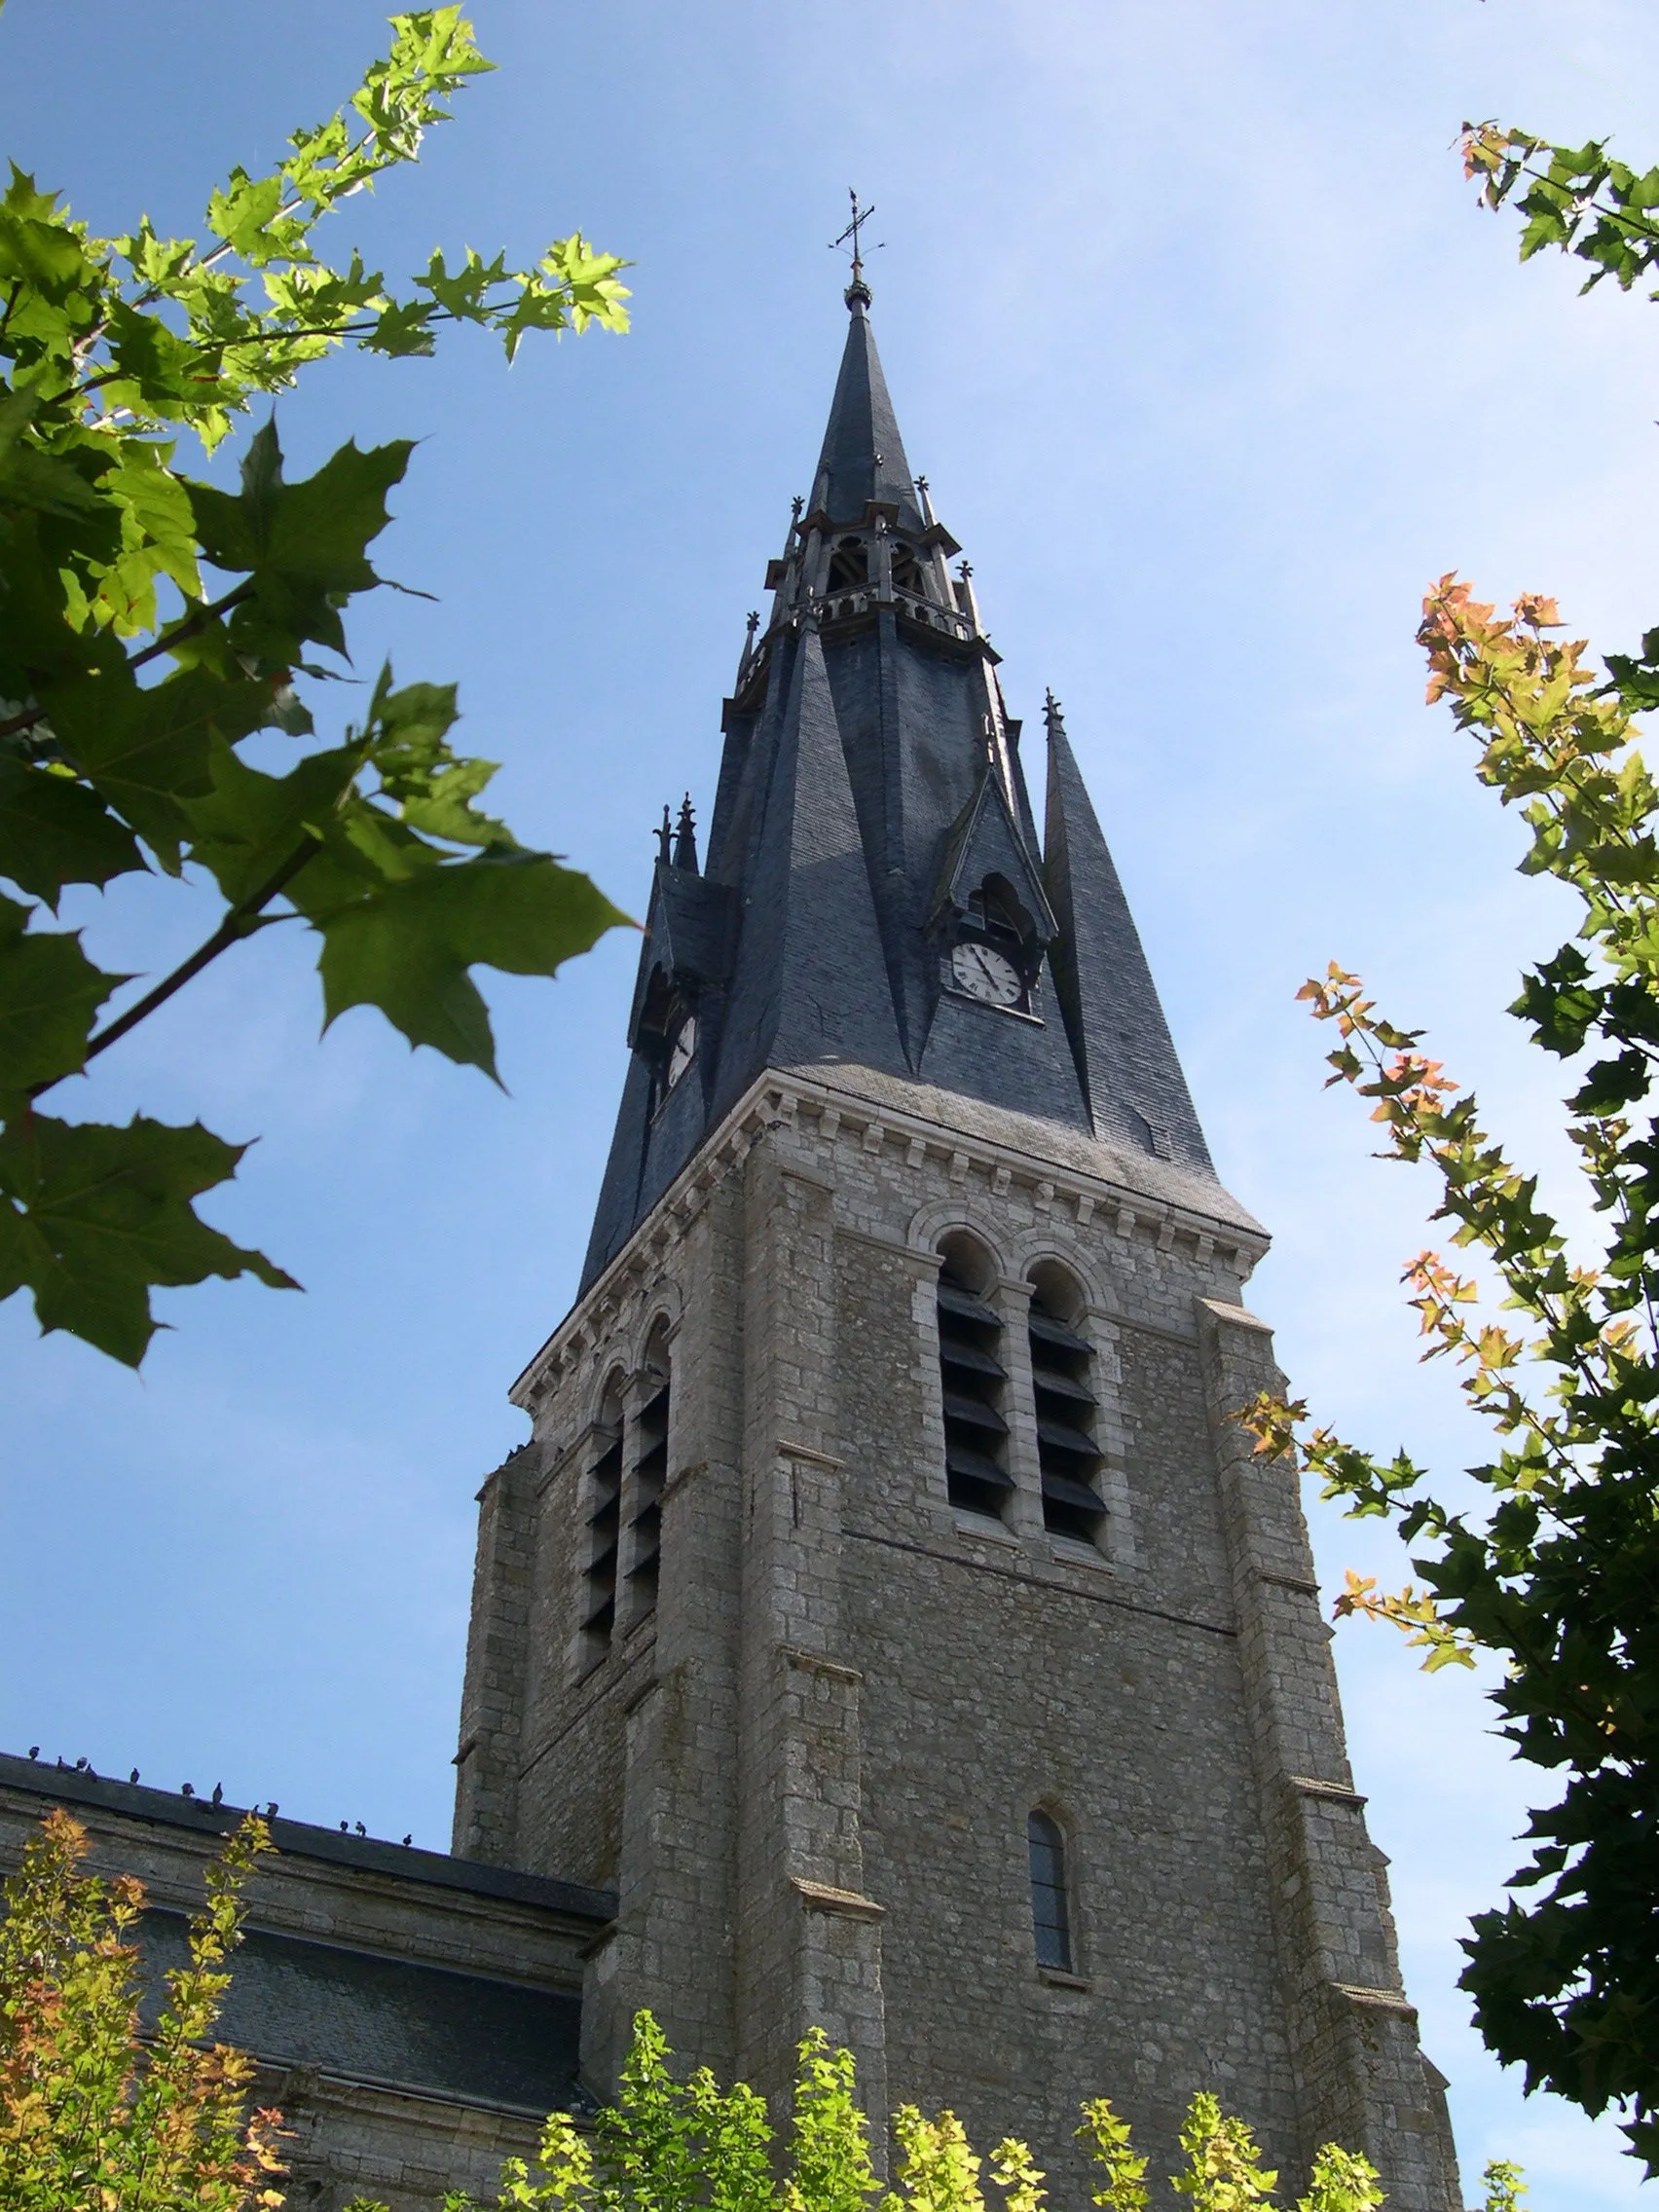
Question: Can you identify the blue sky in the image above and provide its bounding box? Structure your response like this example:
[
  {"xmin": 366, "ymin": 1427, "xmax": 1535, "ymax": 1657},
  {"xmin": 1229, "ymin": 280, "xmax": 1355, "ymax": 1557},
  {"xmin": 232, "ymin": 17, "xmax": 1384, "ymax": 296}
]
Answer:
[{"xmin": 4, "ymin": 0, "xmax": 1658, "ymax": 2199}]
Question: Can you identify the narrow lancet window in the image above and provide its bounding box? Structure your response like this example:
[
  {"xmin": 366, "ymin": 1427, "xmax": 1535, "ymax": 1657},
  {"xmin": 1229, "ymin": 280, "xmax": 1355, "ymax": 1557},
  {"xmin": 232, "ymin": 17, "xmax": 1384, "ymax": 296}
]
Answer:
[
  {"xmin": 1028, "ymin": 1269, "xmax": 1105, "ymax": 1545},
  {"xmin": 582, "ymin": 1376, "xmax": 625, "ymax": 1661},
  {"xmin": 626, "ymin": 1328, "xmax": 670, "ymax": 1623},
  {"xmin": 1028, "ymin": 1809, "xmax": 1073, "ymax": 1971},
  {"xmin": 937, "ymin": 1236, "xmax": 1013, "ymax": 1520}
]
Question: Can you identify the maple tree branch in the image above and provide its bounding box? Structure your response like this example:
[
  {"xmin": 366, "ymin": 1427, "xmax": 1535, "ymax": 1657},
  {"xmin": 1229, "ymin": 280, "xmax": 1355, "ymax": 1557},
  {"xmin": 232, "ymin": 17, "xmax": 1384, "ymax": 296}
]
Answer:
[
  {"xmin": 29, "ymin": 834, "xmax": 321, "ymax": 1100},
  {"xmin": 127, "ymin": 579, "xmax": 256, "ymax": 672},
  {"xmin": 0, "ymin": 580, "xmax": 255, "ymax": 746}
]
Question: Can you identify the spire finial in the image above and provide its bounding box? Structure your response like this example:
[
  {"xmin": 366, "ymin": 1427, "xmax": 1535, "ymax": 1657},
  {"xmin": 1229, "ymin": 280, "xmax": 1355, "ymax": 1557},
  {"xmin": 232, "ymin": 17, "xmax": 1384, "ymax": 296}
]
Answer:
[
  {"xmin": 674, "ymin": 793, "xmax": 699, "ymax": 872},
  {"xmin": 830, "ymin": 189, "xmax": 881, "ymax": 312},
  {"xmin": 656, "ymin": 804, "xmax": 672, "ymax": 866},
  {"xmin": 1044, "ymin": 687, "xmax": 1065, "ymax": 729}
]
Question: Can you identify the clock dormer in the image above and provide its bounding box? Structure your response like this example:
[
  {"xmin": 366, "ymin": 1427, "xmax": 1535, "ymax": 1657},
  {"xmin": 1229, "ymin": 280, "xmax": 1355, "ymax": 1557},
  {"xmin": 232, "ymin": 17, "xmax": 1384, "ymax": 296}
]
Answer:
[
  {"xmin": 931, "ymin": 758, "xmax": 1058, "ymax": 1027},
  {"xmin": 945, "ymin": 876, "xmax": 1043, "ymax": 1015}
]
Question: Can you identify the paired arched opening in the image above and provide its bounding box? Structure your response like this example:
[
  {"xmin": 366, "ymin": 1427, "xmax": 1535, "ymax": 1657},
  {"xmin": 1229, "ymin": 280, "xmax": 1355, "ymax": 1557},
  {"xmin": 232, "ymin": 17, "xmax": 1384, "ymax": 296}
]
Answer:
[
  {"xmin": 582, "ymin": 1370, "xmax": 626, "ymax": 1659},
  {"xmin": 579, "ymin": 1320, "xmax": 672, "ymax": 1670},
  {"xmin": 627, "ymin": 1320, "xmax": 671, "ymax": 1624},
  {"xmin": 935, "ymin": 1233, "xmax": 1013, "ymax": 1522},
  {"xmin": 1027, "ymin": 1262, "xmax": 1105, "ymax": 1545}
]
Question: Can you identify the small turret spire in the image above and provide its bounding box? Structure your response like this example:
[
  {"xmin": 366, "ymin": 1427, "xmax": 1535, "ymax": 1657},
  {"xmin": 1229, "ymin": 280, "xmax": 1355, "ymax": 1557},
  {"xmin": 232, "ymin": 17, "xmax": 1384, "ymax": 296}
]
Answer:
[
  {"xmin": 656, "ymin": 804, "xmax": 672, "ymax": 866},
  {"xmin": 673, "ymin": 793, "xmax": 699, "ymax": 873}
]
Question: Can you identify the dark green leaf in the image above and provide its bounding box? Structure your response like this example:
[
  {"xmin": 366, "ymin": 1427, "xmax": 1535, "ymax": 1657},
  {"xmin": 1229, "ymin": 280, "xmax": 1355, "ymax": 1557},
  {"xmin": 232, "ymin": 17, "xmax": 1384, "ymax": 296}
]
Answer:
[
  {"xmin": 0, "ymin": 206, "xmax": 89, "ymax": 290},
  {"xmin": 0, "ymin": 756, "xmax": 145, "ymax": 905},
  {"xmin": 311, "ymin": 846, "xmax": 627, "ymax": 1075},
  {"xmin": 185, "ymin": 422, "xmax": 414, "ymax": 664},
  {"xmin": 0, "ymin": 1109, "xmax": 297, "ymax": 1365},
  {"xmin": 361, "ymin": 666, "xmax": 510, "ymax": 847},
  {"xmin": 42, "ymin": 664, "xmax": 276, "ymax": 868},
  {"xmin": 0, "ymin": 392, "xmax": 109, "ymax": 522},
  {"xmin": 0, "ymin": 509, "xmax": 111, "ymax": 696},
  {"xmin": 365, "ymin": 298, "xmax": 437, "ymax": 357},
  {"xmin": 181, "ymin": 734, "xmax": 364, "ymax": 907},
  {"xmin": 0, "ymin": 893, "xmax": 124, "ymax": 1092}
]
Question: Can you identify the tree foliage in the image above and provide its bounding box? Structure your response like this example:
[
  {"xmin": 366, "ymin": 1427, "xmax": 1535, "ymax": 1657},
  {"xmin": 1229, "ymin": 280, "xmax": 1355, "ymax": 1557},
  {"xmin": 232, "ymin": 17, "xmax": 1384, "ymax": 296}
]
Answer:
[
  {"xmin": 0, "ymin": 1847, "xmax": 1515, "ymax": 2212},
  {"xmin": 0, "ymin": 7, "xmax": 631, "ymax": 1364},
  {"xmin": 433, "ymin": 2012, "xmax": 1391, "ymax": 2212},
  {"xmin": 1240, "ymin": 116, "xmax": 1659, "ymax": 2175},
  {"xmin": 0, "ymin": 1807, "xmax": 282, "ymax": 2209}
]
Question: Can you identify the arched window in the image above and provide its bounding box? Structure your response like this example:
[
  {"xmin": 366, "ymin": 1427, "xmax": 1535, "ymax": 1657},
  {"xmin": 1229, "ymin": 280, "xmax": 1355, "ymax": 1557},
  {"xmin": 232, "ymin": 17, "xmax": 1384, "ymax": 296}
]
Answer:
[
  {"xmin": 626, "ymin": 1324, "xmax": 670, "ymax": 1624},
  {"xmin": 1027, "ymin": 1809, "xmax": 1073, "ymax": 1971},
  {"xmin": 827, "ymin": 535, "xmax": 868, "ymax": 590},
  {"xmin": 582, "ymin": 1373, "xmax": 625, "ymax": 1662},
  {"xmin": 936, "ymin": 1234, "xmax": 1013, "ymax": 1520},
  {"xmin": 1027, "ymin": 1266, "xmax": 1105, "ymax": 1545}
]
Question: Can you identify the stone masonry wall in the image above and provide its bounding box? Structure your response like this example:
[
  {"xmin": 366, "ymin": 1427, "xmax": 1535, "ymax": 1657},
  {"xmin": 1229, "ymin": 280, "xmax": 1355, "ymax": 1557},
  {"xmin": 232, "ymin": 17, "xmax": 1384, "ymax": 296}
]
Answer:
[{"xmin": 481, "ymin": 1068, "xmax": 1461, "ymax": 2211}]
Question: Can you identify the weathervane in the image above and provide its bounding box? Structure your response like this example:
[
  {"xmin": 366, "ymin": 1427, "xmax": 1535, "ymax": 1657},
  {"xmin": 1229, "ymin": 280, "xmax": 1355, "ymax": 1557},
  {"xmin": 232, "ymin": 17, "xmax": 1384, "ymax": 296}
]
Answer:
[{"xmin": 830, "ymin": 189, "xmax": 883, "ymax": 307}]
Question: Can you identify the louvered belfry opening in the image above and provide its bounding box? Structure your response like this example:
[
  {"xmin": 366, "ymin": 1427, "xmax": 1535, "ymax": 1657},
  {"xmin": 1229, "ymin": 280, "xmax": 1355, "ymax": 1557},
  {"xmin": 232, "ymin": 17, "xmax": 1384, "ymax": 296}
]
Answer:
[
  {"xmin": 936, "ymin": 1236, "xmax": 1013, "ymax": 1520},
  {"xmin": 1028, "ymin": 1268, "xmax": 1105, "ymax": 1544},
  {"xmin": 582, "ymin": 1375, "xmax": 625, "ymax": 1660},
  {"xmin": 627, "ymin": 1329, "xmax": 670, "ymax": 1624}
]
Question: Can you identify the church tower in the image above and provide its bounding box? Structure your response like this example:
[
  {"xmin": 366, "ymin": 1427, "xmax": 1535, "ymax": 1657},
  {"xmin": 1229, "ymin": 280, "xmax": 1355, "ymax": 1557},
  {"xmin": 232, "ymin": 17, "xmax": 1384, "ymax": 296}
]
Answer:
[{"xmin": 453, "ymin": 265, "xmax": 1462, "ymax": 2209}]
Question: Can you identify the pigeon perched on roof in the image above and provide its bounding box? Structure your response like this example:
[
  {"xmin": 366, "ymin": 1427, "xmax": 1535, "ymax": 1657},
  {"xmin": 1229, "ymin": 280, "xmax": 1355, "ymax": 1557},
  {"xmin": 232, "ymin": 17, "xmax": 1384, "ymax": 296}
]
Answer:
[
  {"xmin": 211, "ymin": 1784, "xmax": 223, "ymax": 1805},
  {"xmin": 129, "ymin": 1769, "xmax": 139, "ymax": 1785}
]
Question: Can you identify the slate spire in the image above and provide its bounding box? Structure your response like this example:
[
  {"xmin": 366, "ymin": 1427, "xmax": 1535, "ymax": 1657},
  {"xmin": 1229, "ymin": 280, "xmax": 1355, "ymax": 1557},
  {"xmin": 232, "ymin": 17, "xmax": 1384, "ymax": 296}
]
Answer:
[
  {"xmin": 1042, "ymin": 693, "xmax": 1213, "ymax": 1173},
  {"xmin": 578, "ymin": 297, "xmax": 1223, "ymax": 1292},
  {"xmin": 809, "ymin": 284, "xmax": 924, "ymax": 533}
]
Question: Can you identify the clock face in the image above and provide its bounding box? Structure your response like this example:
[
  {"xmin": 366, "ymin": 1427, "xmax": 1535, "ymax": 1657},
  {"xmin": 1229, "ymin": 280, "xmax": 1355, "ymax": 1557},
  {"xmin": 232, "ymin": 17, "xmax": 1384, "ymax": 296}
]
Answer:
[
  {"xmin": 950, "ymin": 941, "xmax": 1022, "ymax": 1008},
  {"xmin": 666, "ymin": 1014, "xmax": 697, "ymax": 1089}
]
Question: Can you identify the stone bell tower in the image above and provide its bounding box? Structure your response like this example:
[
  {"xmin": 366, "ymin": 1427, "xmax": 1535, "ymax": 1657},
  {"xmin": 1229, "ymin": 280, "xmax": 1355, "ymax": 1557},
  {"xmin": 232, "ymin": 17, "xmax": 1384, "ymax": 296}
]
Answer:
[{"xmin": 452, "ymin": 261, "xmax": 1463, "ymax": 2208}]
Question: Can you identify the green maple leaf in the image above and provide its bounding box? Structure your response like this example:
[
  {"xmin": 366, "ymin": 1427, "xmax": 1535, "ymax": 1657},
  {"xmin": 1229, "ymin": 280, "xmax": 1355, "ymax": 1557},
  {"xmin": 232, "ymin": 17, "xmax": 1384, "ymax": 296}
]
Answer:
[
  {"xmin": 204, "ymin": 167, "xmax": 288, "ymax": 265},
  {"xmin": 181, "ymin": 733, "xmax": 365, "ymax": 907},
  {"xmin": 0, "ymin": 1110, "xmax": 297, "ymax": 1366},
  {"xmin": 0, "ymin": 757, "xmax": 145, "ymax": 906},
  {"xmin": 185, "ymin": 421, "xmax": 414, "ymax": 665},
  {"xmin": 42, "ymin": 663, "xmax": 276, "ymax": 868},
  {"xmin": 310, "ymin": 845, "xmax": 628, "ymax": 1076},
  {"xmin": 366, "ymin": 298, "xmax": 438, "ymax": 357},
  {"xmin": 0, "ymin": 508, "xmax": 110, "ymax": 697},
  {"xmin": 0, "ymin": 391, "xmax": 110, "ymax": 523},
  {"xmin": 0, "ymin": 894, "xmax": 125, "ymax": 1093},
  {"xmin": 361, "ymin": 668, "xmax": 511, "ymax": 847}
]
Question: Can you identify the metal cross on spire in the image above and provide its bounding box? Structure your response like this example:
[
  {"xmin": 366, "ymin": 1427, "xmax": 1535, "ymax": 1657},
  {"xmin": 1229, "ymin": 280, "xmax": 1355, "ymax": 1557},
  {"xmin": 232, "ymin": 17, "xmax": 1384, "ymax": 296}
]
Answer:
[{"xmin": 830, "ymin": 189, "xmax": 882, "ymax": 309}]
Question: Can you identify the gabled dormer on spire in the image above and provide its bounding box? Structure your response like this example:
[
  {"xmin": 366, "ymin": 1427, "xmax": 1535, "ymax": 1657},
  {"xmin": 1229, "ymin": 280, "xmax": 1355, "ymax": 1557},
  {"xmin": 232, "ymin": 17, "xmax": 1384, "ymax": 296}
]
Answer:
[{"xmin": 579, "ymin": 285, "xmax": 1229, "ymax": 1290}]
